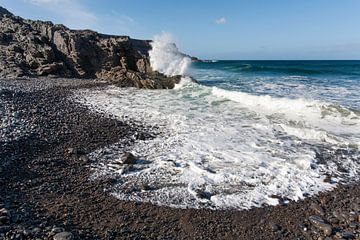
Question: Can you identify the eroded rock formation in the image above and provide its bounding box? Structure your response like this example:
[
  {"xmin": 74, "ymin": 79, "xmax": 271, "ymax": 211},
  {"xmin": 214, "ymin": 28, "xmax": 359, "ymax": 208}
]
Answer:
[{"xmin": 0, "ymin": 6, "xmax": 181, "ymax": 89}]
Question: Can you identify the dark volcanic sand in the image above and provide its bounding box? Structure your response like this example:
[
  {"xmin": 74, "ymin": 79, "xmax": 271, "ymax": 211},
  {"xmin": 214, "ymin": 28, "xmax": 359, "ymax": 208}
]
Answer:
[{"xmin": 0, "ymin": 78, "xmax": 359, "ymax": 240}]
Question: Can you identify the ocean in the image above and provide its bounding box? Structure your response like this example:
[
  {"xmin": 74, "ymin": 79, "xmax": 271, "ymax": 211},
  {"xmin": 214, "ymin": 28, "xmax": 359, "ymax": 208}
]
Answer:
[
  {"xmin": 190, "ymin": 60, "xmax": 360, "ymax": 110},
  {"xmin": 77, "ymin": 36, "xmax": 360, "ymax": 210}
]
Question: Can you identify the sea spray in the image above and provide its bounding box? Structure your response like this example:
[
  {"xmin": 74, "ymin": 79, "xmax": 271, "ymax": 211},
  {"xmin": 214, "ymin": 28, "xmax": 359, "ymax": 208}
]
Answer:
[{"xmin": 149, "ymin": 32, "xmax": 191, "ymax": 76}]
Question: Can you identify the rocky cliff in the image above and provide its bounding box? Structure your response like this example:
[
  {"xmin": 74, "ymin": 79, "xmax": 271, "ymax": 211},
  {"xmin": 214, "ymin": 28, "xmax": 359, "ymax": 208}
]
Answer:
[{"xmin": 0, "ymin": 6, "xmax": 180, "ymax": 88}]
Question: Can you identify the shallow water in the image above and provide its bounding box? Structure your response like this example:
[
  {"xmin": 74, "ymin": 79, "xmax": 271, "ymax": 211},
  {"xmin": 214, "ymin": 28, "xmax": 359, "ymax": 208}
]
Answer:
[{"xmin": 76, "ymin": 60, "xmax": 360, "ymax": 209}]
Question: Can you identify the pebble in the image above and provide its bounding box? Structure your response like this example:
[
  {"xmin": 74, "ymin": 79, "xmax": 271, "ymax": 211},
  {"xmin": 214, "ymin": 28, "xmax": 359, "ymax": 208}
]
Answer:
[
  {"xmin": 65, "ymin": 148, "xmax": 77, "ymax": 156},
  {"xmin": 32, "ymin": 227, "xmax": 41, "ymax": 233},
  {"xmin": 53, "ymin": 231, "xmax": 74, "ymax": 240},
  {"xmin": 121, "ymin": 152, "xmax": 137, "ymax": 164},
  {"xmin": 0, "ymin": 208, "xmax": 9, "ymax": 216},
  {"xmin": 0, "ymin": 225, "xmax": 10, "ymax": 233},
  {"xmin": 341, "ymin": 231, "xmax": 355, "ymax": 239},
  {"xmin": 51, "ymin": 227, "xmax": 65, "ymax": 234},
  {"xmin": 11, "ymin": 213, "xmax": 22, "ymax": 223},
  {"xmin": 79, "ymin": 155, "xmax": 89, "ymax": 163},
  {"xmin": 333, "ymin": 211, "xmax": 347, "ymax": 223},
  {"xmin": 270, "ymin": 223, "xmax": 281, "ymax": 232},
  {"xmin": 310, "ymin": 203, "xmax": 325, "ymax": 216},
  {"xmin": 0, "ymin": 215, "xmax": 9, "ymax": 223},
  {"xmin": 23, "ymin": 229, "xmax": 32, "ymax": 236},
  {"xmin": 309, "ymin": 215, "xmax": 333, "ymax": 236}
]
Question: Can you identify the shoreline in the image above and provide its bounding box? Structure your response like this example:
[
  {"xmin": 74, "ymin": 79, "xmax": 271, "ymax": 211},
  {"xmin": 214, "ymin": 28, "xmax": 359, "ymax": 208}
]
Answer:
[{"xmin": 0, "ymin": 78, "xmax": 359, "ymax": 239}]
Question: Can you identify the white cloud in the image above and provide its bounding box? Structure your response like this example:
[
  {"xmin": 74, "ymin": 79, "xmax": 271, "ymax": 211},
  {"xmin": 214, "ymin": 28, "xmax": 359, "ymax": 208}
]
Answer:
[
  {"xmin": 28, "ymin": 0, "xmax": 61, "ymax": 5},
  {"xmin": 26, "ymin": 0, "xmax": 97, "ymax": 29},
  {"xmin": 215, "ymin": 17, "xmax": 226, "ymax": 24},
  {"xmin": 111, "ymin": 11, "xmax": 135, "ymax": 25}
]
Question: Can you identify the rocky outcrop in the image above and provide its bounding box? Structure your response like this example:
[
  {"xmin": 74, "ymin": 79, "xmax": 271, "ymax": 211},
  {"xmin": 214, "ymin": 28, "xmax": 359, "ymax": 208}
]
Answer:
[{"xmin": 0, "ymin": 6, "xmax": 181, "ymax": 89}]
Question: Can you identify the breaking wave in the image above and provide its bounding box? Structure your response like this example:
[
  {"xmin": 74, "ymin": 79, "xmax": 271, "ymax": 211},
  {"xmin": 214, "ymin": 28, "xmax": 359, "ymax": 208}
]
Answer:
[
  {"xmin": 77, "ymin": 79, "xmax": 360, "ymax": 210},
  {"xmin": 149, "ymin": 32, "xmax": 191, "ymax": 76},
  {"xmin": 75, "ymin": 36, "xmax": 360, "ymax": 210}
]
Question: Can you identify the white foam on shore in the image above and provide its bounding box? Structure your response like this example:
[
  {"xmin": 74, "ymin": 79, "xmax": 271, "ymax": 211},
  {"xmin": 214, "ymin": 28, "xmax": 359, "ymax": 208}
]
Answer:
[{"xmin": 76, "ymin": 82, "xmax": 360, "ymax": 210}]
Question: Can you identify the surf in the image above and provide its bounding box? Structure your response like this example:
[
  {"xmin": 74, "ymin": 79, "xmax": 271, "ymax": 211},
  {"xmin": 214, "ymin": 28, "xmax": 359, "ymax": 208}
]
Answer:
[{"xmin": 75, "ymin": 35, "xmax": 360, "ymax": 210}]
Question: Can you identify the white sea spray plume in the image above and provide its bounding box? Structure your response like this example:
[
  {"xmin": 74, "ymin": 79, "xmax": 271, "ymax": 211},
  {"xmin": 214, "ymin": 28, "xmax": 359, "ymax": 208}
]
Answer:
[{"xmin": 149, "ymin": 32, "xmax": 191, "ymax": 76}]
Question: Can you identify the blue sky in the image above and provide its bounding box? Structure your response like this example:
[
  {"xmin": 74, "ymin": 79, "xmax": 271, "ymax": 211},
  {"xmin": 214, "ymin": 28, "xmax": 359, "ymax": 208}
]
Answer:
[{"xmin": 1, "ymin": 0, "xmax": 360, "ymax": 60}]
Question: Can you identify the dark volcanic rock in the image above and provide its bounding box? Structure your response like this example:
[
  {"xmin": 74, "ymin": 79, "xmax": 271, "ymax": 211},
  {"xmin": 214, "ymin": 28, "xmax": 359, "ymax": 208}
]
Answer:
[
  {"xmin": 53, "ymin": 231, "xmax": 74, "ymax": 240},
  {"xmin": 121, "ymin": 152, "xmax": 137, "ymax": 164},
  {"xmin": 309, "ymin": 215, "xmax": 333, "ymax": 236},
  {"xmin": 0, "ymin": 6, "xmax": 179, "ymax": 89}
]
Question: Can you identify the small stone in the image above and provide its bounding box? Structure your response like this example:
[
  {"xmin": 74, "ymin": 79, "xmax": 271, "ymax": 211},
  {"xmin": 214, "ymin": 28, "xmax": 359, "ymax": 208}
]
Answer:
[
  {"xmin": 310, "ymin": 203, "xmax": 325, "ymax": 216},
  {"xmin": 349, "ymin": 223, "xmax": 357, "ymax": 228},
  {"xmin": 140, "ymin": 184, "xmax": 152, "ymax": 191},
  {"xmin": 0, "ymin": 208, "xmax": 9, "ymax": 216},
  {"xmin": 333, "ymin": 211, "xmax": 347, "ymax": 222},
  {"xmin": 0, "ymin": 226, "xmax": 10, "ymax": 233},
  {"xmin": 65, "ymin": 148, "xmax": 76, "ymax": 155},
  {"xmin": 121, "ymin": 152, "xmax": 137, "ymax": 164},
  {"xmin": 270, "ymin": 223, "xmax": 281, "ymax": 232},
  {"xmin": 53, "ymin": 231, "xmax": 73, "ymax": 240},
  {"xmin": 11, "ymin": 214, "xmax": 22, "ymax": 223},
  {"xmin": 350, "ymin": 203, "xmax": 360, "ymax": 212},
  {"xmin": 51, "ymin": 227, "xmax": 65, "ymax": 234},
  {"xmin": 342, "ymin": 231, "xmax": 355, "ymax": 239},
  {"xmin": 79, "ymin": 155, "xmax": 89, "ymax": 163},
  {"xmin": 32, "ymin": 227, "xmax": 41, "ymax": 233},
  {"xmin": 0, "ymin": 216, "xmax": 9, "ymax": 223},
  {"xmin": 309, "ymin": 215, "xmax": 333, "ymax": 236},
  {"xmin": 348, "ymin": 213, "xmax": 356, "ymax": 222},
  {"xmin": 23, "ymin": 229, "xmax": 32, "ymax": 236},
  {"xmin": 195, "ymin": 190, "xmax": 212, "ymax": 200}
]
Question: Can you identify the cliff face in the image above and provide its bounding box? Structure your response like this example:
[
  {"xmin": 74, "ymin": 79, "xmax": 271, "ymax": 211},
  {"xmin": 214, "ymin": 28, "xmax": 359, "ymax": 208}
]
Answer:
[{"xmin": 0, "ymin": 6, "xmax": 180, "ymax": 88}]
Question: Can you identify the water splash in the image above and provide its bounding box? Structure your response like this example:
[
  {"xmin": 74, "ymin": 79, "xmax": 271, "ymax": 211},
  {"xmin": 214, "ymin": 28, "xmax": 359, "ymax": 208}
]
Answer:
[{"xmin": 149, "ymin": 32, "xmax": 191, "ymax": 76}]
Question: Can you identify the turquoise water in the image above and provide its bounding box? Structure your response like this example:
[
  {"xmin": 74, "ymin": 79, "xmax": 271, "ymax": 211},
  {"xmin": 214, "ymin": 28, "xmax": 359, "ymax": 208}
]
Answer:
[{"xmin": 189, "ymin": 60, "xmax": 360, "ymax": 110}]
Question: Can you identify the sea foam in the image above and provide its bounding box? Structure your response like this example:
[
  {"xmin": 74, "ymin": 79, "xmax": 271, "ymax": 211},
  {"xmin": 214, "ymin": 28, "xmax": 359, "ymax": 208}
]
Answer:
[
  {"xmin": 77, "ymin": 82, "xmax": 360, "ymax": 209},
  {"xmin": 75, "ymin": 35, "xmax": 360, "ymax": 210}
]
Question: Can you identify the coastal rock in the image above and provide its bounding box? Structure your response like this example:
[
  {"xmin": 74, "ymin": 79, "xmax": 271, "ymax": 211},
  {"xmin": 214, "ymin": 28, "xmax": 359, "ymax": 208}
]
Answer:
[{"xmin": 0, "ymin": 6, "xmax": 180, "ymax": 89}]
